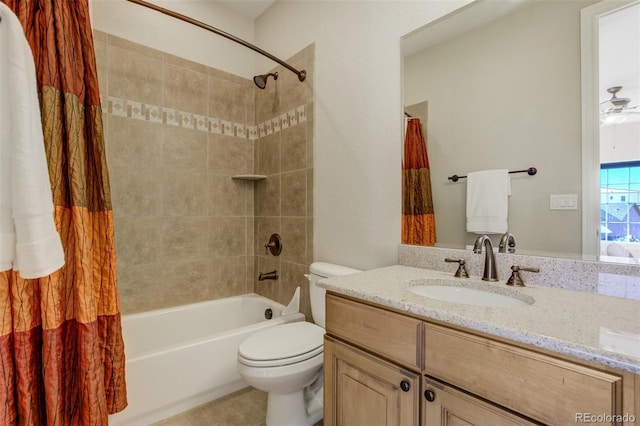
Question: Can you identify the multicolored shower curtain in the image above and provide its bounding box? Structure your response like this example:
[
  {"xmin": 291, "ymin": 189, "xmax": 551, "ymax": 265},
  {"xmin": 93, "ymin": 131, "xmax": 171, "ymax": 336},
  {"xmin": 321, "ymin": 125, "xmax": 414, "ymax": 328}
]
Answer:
[
  {"xmin": 402, "ymin": 118, "xmax": 436, "ymax": 246},
  {"xmin": 0, "ymin": 0, "xmax": 127, "ymax": 424}
]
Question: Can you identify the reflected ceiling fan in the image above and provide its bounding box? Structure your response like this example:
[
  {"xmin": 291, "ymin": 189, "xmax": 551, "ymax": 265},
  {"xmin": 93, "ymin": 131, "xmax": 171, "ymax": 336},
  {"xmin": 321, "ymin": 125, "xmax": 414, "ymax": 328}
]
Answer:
[{"xmin": 600, "ymin": 86, "xmax": 640, "ymax": 125}]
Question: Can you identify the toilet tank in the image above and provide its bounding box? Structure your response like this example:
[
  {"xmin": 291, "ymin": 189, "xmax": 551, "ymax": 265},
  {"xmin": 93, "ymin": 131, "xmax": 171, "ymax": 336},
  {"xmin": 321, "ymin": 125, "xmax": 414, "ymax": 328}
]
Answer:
[{"xmin": 308, "ymin": 262, "xmax": 361, "ymax": 328}]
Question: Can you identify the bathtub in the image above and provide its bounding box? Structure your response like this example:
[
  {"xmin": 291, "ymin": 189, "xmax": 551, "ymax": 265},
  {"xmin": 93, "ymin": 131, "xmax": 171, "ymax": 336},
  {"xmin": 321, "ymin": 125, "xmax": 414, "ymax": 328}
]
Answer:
[{"xmin": 108, "ymin": 293, "xmax": 305, "ymax": 425}]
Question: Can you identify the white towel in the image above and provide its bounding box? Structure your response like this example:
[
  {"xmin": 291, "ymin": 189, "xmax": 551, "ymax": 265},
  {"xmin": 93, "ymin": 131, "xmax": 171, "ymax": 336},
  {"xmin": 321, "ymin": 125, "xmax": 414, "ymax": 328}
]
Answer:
[
  {"xmin": 466, "ymin": 169, "xmax": 510, "ymax": 234},
  {"xmin": 0, "ymin": 3, "xmax": 65, "ymax": 278}
]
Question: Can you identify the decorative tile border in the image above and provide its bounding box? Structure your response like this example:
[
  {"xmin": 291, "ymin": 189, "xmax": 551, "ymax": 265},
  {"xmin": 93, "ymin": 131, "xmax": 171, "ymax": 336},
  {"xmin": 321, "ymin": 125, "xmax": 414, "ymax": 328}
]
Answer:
[{"xmin": 103, "ymin": 95, "xmax": 306, "ymax": 141}]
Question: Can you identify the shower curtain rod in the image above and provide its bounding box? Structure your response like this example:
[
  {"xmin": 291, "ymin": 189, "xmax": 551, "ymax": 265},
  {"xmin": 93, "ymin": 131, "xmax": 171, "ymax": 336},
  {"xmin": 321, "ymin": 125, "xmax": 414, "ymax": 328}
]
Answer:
[{"xmin": 125, "ymin": 0, "xmax": 306, "ymax": 82}]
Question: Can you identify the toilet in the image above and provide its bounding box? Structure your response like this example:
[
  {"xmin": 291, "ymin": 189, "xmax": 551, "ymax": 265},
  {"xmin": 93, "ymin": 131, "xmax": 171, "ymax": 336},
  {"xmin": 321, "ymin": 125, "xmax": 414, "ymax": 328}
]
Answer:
[{"xmin": 237, "ymin": 262, "xmax": 360, "ymax": 426}]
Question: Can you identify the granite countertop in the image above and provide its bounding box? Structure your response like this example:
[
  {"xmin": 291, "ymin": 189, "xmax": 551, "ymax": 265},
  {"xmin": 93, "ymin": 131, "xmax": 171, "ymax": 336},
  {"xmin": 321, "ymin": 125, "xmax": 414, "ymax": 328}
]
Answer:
[{"xmin": 318, "ymin": 265, "xmax": 640, "ymax": 374}]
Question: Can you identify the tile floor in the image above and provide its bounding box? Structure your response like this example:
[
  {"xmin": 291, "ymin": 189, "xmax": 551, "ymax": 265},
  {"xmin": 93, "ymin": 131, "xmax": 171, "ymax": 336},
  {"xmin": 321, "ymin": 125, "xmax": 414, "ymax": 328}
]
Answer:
[{"xmin": 152, "ymin": 387, "xmax": 323, "ymax": 426}]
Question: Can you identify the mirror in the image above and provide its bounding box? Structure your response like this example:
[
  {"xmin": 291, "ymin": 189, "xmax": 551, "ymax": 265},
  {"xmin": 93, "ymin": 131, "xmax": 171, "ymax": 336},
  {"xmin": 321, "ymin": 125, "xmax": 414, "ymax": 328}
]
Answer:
[
  {"xmin": 402, "ymin": 0, "xmax": 640, "ymax": 263},
  {"xmin": 582, "ymin": 0, "xmax": 640, "ymax": 262}
]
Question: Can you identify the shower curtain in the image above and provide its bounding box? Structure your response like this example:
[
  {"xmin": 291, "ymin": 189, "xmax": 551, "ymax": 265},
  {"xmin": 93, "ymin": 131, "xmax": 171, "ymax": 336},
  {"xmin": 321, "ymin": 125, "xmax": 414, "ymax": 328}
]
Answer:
[
  {"xmin": 0, "ymin": 0, "xmax": 127, "ymax": 424},
  {"xmin": 402, "ymin": 118, "xmax": 436, "ymax": 246}
]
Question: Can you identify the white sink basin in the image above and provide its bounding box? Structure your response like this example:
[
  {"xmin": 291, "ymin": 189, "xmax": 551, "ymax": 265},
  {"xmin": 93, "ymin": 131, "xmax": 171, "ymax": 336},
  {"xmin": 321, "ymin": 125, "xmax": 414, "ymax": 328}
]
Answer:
[{"xmin": 406, "ymin": 280, "xmax": 534, "ymax": 308}]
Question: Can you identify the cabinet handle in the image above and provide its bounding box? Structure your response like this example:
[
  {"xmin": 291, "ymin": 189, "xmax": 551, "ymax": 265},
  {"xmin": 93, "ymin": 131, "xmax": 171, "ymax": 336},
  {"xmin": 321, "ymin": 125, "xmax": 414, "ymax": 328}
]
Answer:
[
  {"xmin": 424, "ymin": 389, "xmax": 436, "ymax": 402},
  {"xmin": 400, "ymin": 381, "xmax": 411, "ymax": 392}
]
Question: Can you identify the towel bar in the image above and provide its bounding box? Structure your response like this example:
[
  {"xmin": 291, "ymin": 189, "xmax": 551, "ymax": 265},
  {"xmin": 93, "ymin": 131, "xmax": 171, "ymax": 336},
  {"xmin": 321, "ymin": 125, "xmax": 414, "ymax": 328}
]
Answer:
[{"xmin": 448, "ymin": 167, "xmax": 537, "ymax": 182}]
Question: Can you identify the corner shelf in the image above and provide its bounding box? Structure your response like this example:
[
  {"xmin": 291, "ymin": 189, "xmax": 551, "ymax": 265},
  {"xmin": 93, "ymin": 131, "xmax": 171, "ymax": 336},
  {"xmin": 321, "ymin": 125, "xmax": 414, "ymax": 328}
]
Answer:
[{"xmin": 232, "ymin": 174, "xmax": 267, "ymax": 181}]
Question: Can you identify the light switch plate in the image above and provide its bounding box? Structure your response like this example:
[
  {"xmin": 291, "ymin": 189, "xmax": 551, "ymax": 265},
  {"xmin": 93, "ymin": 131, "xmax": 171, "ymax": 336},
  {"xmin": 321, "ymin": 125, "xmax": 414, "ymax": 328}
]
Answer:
[{"xmin": 550, "ymin": 194, "xmax": 578, "ymax": 210}]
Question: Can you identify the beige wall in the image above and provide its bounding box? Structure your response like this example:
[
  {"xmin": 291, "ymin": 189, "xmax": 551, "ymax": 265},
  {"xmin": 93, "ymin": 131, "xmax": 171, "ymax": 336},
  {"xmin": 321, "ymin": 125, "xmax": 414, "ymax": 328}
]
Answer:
[
  {"xmin": 255, "ymin": 1, "xmax": 471, "ymax": 271},
  {"xmin": 253, "ymin": 45, "xmax": 315, "ymax": 321},
  {"xmin": 404, "ymin": 1, "xmax": 590, "ymax": 255},
  {"xmin": 93, "ymin": 0, "xmax": 474, "ymax": 281},
  {"xmin": 95, "ymin": 30, "xmax": 314, "ymax": 315},
  {"xmin": 90, "ymin": 0, "xmax": 256, "ymax": 79}
]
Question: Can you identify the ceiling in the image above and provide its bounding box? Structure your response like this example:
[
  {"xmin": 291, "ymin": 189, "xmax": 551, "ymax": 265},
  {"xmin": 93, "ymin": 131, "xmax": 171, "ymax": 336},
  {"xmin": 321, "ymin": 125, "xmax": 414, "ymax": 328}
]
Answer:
[
  {"xmin": 216, "ymin": 0, "xmax": 638, "ymax": 107},
  {"xmin": 403, "ymin": 0, "xmax": 639, "ymax": 107},
  {"xmin": 402, "ymin": 0, "xmax": 530, "ymax": 56},
  {"xmin": 215, "ymin": 0, "xmax": 276, "ymax": 20},
  {"xmin": 599, "ymin": 2, "xmax": 639, "ymax": 105}
]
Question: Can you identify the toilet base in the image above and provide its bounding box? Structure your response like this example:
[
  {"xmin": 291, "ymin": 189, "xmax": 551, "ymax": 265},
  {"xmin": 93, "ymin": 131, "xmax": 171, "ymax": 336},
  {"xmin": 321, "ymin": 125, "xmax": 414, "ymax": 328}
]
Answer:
[{"xmin": 266, "ymin": 390, "xmax": 323, "ymax": 426}]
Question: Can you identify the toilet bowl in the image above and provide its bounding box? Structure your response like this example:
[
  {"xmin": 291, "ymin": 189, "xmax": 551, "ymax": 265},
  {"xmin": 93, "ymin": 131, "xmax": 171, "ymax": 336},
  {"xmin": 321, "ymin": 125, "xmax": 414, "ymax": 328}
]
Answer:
[
  {"xmin": 237, "ymin": 262, "xmax": 361, "ymax": 426},
  {"xmin": 238, "ymin": 322, "xmax": 325, "ymax": 426}
]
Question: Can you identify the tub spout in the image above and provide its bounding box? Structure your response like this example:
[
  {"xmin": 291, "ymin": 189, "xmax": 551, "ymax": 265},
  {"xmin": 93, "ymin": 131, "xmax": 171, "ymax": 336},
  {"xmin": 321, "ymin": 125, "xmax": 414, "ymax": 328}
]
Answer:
[{"xmin": 258, "ymin": 270, "xmax": 279, "ymax": 281}]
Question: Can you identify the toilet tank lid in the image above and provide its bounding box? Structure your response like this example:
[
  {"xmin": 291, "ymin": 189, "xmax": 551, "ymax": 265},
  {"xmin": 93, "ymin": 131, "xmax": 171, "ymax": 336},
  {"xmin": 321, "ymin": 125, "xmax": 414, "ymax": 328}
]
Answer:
[{"xmin": 310, "ymin": 262, "xmax": 361, "ymax": 278}]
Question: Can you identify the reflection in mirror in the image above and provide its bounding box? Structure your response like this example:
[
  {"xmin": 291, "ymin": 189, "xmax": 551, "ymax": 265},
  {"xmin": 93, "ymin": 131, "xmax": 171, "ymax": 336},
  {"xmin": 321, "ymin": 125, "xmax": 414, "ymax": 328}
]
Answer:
[
  {"xmin": 402, "ymin": 0, "xmax": 639, "ymax": 265},
  {"xmin": 594, "ymin": 2, "xmax": 640, "ymax": 261}
]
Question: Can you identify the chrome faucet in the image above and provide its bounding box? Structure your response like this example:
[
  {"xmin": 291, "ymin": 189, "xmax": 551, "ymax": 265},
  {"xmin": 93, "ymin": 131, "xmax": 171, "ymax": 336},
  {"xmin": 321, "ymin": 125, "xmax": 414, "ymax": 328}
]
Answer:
[
  {"xmin": 473, "ymin": 235, "xmax": 498, "ymax": 281},
  {"xmin": 498, "ymin": 232, "xmax": 516, "ymax": 253}
]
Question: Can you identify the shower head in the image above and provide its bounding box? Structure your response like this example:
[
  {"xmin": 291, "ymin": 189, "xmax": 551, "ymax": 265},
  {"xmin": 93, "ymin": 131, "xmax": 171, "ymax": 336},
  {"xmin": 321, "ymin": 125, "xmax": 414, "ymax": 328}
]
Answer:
[{"xmin": 253, "ymin": 72, "xmax": 278, "ymax": 89}]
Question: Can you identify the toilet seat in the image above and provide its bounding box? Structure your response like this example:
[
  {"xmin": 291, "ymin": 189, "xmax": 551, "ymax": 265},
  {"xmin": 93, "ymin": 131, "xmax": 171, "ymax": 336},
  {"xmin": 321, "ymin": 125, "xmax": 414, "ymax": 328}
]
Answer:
[{"xmin": 238, "ymin": 322, "xmax": 325, "ymax": 368}]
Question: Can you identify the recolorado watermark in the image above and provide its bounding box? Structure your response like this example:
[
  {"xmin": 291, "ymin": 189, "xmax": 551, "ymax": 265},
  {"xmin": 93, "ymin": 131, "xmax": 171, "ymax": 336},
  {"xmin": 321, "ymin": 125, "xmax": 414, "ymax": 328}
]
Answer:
[{"xmin": 575, "ymin": 413, "xmax": 636, "ymax": 423}]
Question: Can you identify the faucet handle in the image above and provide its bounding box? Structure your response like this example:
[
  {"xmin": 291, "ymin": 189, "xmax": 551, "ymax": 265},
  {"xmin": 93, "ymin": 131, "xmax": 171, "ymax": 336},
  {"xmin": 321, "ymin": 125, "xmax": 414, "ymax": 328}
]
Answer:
[
  {"xmin": 444, "ymin": 258, "xmax": 469, "ymax": 278},
  {"xmin": 264, "ymin": 233, "xmax": 282, "ymax": 256},
  {"xmin": 506, "ymin": 265, "xmax": 539, "ymax": 287}
]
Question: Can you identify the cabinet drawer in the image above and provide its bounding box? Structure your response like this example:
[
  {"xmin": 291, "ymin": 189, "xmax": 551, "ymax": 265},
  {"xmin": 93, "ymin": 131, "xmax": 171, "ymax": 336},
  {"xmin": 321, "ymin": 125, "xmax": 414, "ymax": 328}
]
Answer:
[
  {"xmin": 423, "ymin": 377, "xmax": 539, "ymax": 426},
  {"xmin": 326, "ymin": 294, "xmax": 422, "ymax": 369},
  {"xmin": 424, "ymin": 323, "xmax": 622, "ymax": 425}
]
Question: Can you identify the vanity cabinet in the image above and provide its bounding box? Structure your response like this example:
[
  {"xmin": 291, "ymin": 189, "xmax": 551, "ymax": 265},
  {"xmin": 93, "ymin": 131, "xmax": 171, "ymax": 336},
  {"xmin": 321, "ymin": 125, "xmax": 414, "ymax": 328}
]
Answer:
[
  {"xmin": 324, "ymin": 294, "xmax": 422, "ymax": 426},
  {"xmin": 324, "ymin": 293, "xmax": 422, "ymax": 370},
  {"xmin": 422, "ymin": 377, "xmax": 538, "ymax": 425},
  {"xmin": 324, "ymin": 292, "xmax": 634, "ymax": 426},
  {"xmin": 324, "ymin": 337, "xmax": 420, "ymax": 426},
  {"xmin": 424, "ymin": 323, "xmax": 622, "ymax": 425}
]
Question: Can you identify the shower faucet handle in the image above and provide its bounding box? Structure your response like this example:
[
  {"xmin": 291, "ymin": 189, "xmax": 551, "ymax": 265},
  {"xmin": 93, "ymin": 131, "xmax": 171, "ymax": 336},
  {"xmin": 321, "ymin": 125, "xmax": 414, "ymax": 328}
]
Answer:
[
  {"xmin": 264, "ymin": 234, "xmax": 282, "ymax": 256},
  {"xmin": 444, "ymin": 258, "xmax": 469, "ymax": 278}
]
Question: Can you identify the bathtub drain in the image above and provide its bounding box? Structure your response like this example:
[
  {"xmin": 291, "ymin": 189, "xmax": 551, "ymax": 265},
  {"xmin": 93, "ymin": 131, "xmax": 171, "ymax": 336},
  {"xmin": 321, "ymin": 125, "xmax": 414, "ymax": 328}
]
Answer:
[{"xmin": 264, "ymin": 308, "xmax": 273, "ymax": 320}]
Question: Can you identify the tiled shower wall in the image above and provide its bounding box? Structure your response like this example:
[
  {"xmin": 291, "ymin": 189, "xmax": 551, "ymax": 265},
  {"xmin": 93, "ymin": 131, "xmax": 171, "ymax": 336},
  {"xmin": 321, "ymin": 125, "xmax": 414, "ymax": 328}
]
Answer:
[
  {"xmin": 254, "ymin": 46, "xmax": 315, "ymax": 321},
  {"xmin": 93, "ymin": 30, "xmax": 314, "ymax": 316}
]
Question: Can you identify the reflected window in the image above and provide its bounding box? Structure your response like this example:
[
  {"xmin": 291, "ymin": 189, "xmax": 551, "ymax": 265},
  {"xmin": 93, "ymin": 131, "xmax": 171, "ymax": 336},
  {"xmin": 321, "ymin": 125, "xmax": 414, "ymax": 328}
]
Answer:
[{"xmin": 600, "ymin": 161, "xmax": 640, "ymax": 245}]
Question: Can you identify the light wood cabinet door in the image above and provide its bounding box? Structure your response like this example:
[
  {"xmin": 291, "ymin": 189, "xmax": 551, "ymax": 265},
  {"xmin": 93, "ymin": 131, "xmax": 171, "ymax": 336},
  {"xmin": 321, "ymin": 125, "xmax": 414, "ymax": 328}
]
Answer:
[
  {"xmin": 422, "ymin": 377, "xmax": 539, "ymax": 426},
  {"xmin": 324, "ymin": 336, "xmax": 420, "ymax": 426}
]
